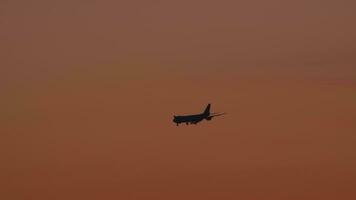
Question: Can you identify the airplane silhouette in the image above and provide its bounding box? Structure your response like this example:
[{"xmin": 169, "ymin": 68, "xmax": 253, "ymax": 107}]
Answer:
[{"xmin": 173, "ymin": 104, "xmax": 225, "ymax": 126}]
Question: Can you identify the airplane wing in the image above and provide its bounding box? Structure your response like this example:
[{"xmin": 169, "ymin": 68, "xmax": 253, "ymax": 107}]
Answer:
[{"xmin": 209, "ymin": 113, "xmax": 226, "ymax": 118}]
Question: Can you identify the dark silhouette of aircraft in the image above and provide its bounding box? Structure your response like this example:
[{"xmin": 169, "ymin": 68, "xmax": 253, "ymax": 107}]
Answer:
[{"xmin": 173, "ymin": 104, "xmax": 225, "ymax": 126}]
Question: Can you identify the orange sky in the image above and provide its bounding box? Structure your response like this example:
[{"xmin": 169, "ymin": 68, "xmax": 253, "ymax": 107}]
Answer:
[{"xmin": 1, "ymin": 1, "xmax": 356, "ymax": 199}]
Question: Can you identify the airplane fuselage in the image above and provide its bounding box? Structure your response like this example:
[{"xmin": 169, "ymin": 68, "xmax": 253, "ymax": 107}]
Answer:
[{"xmin": 173, "ymin": 113, "xmax": 209, "ymax": 125}]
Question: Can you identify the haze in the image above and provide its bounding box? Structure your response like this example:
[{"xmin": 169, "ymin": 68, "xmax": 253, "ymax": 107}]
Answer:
[{"xmin": 1, "ymin": 0, "xmax": 356, "ymax": 199}]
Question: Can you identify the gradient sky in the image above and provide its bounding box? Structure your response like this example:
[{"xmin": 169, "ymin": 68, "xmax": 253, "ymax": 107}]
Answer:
[{"xmin": 1, "ymin": 1, "xmax": 356, "ymax": 199}]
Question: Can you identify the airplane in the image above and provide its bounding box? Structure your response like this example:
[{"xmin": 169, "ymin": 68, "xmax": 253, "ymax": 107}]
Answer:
[{"xmin": 173, "ymin": 104, "xmax": 225, "ymax": 126}]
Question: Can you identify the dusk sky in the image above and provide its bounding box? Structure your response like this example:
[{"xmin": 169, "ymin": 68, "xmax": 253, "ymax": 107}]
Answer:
[{"xmin": 1, "ymin": 1, "xmax": 356, "ymax": 199}]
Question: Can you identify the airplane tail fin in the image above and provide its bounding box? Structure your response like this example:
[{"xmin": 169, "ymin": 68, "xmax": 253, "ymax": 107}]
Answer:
[{"xmin": 203, "ymin": 104, "xmax": 211, "ymax": 115}]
